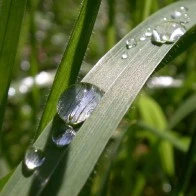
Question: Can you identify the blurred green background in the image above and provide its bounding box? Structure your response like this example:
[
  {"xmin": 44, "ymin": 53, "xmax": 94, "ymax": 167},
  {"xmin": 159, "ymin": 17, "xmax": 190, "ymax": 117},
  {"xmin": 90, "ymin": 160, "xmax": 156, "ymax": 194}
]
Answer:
[{"xmin": 1, "ymin": 0, "xmax": 196, "ymax": 195}]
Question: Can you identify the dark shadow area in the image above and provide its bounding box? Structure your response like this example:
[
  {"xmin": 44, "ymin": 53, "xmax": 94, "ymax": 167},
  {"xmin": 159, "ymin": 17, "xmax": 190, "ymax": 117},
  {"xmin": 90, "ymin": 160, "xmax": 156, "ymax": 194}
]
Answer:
[{"xmin": 28, "ymin": 114, "xmax": 70, "ymax": 196}]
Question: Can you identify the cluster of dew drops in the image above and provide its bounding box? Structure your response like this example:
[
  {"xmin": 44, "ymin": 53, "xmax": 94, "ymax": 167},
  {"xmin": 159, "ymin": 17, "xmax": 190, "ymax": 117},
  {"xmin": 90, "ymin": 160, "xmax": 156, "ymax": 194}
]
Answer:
[
  {"xmin": 121, "ymin": 6, "xmax": 190, "ymax": 59},
  {"xmin": 24, "ymin": 5, "xmax": 190, "ymax": 172},
  {"xmin": 24, "ymin": 83, "xmax": 104, "ymax": 171}
]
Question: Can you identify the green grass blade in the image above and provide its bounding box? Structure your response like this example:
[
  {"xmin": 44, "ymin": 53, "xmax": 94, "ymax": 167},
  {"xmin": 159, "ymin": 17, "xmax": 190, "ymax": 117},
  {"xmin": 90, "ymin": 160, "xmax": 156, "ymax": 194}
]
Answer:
[
  {"xmin": 173, "ymin": 126, "xmax": 196, "ymax": 196},
  {"xmin": 169, "ymin": 94, "xmax": 196, "ymax": 129},
  {"xmin": 37, "ymin": 0, "xmax": 102, "ymax": 137},
  {"xmin": 1, "ymin": 1, "xmax": 196, "ymax": 196},
  {"xmin": 137, "ymin": 94, "xmax": 174, "ymax": 176},
  {"xmin": 137, "ymin": 121, "xmax": 188, "ymax": 153},
  {"xmin": 0, "ymin": 0, "xmax": 27, "ymax": 131}
]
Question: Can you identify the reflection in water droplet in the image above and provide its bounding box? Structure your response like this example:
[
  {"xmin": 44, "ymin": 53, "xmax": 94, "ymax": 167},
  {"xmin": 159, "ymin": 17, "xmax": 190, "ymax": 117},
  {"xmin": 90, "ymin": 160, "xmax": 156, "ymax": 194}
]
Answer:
[
  {"xmin": 161, "ymin": 17, "xmax": 168, "ymax": 22},
  {"xmin": 171, "ymin": 10, "xmax": 182, "ymax": 19},
  {"xmin": 121, "ymin": 53, "xmax": 128, "ymax": 59},
  {"xmin": 180, "ymin": 6, "xmax": 188, "ymax": 12},
  {"xmin": 139, "ymin": 36, "xmax": 146, "ymax": 41},
  {"xmin": 57, "ymin": 83, "xmax": 104, "ymax": 126},
  {"xmin": 24, "ymin": 147, "xmax": 45, "ymax": 171},
  {"xmin": 180, "ymin": 13, "xmax": 190, "ymax": 24},
  {"xmin": 126, "ymin": 38, "xmax": 137, "ymax": 49},
  {"xmin": 145, "ymin": 28, "xmax": 152, "ymax": 37},
  {"xmin": 151, "ymin": 21, "xmax": 186, "ymax": 44},
  {"xmin": 52, "ymin": 125, "xmax": 76, "ymax": 147}
]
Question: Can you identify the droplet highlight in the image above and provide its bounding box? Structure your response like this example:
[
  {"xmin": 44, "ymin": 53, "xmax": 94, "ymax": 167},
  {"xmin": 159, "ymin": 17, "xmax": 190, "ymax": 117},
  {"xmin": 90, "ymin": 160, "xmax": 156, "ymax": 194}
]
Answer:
[
  {"xmin": 121, "ymin": 53, "xmax": 128, "ymax": 59},
  {"xmin": 145, "ymin": 28, "xmax": 152, "ymax": 37},
  {"xmin": 151, "ymin": 21, "xmax": 186, "ymax": 44},
  {"xmin": 24, "ymin": 147, "xmax": 45, "ymax": 171},
  {"xmin": 52, "ymin": 125, "xmax": 76, "ymax": 147},
  {"xmin": 126, "ymin": 38, "xmax": 137, "ymax": 49},
  {"xmin": 171, "ymin": 10, "xmax": 182, "ymax": 19},
  {"xmin": 57, "ymin": 83, "xmax": 104, "ymax": 126},
  {"xmin": 139, "ymin": 36, "xmax": 146, "ymax": 41}
]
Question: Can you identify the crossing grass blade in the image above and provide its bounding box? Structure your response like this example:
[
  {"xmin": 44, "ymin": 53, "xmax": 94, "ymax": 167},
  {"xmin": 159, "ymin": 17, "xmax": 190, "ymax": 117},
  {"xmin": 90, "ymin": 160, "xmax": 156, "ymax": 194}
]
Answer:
[
  {"xmin": 169, "ymin": 94, "xmax": 196, "ymax": 129},
  {"xmin": 1, "ymin": 0, "xmax": 196, "ymax": 195},
  {"xmin": 36, "ymin": 0, "xmax": 102, "ymax": 137},
  {"xmin": 0, "ymin": 0, "xmax": 27, "ymax": 131}
]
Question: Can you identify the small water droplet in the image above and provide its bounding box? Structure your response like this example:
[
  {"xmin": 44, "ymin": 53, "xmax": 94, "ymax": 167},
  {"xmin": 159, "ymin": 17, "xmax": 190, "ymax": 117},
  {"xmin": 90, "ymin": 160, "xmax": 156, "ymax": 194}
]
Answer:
[
  {"xmin": 57, "ymin": 83, "xmax": 104, "ymax": 126},
  {"xmin": 145, "ymin": 28, "xmax": 152, "ymax": 37},
  {"xmin": 171, "ymin": 10, "xmax": 182, "ymax": 19},
  {"xmin": 180, "ymin": 13, "xmax": 190, "ymax": 24},
  {"xmin": 151, "ymin": 21, "xmax": 186, "ymax": 44},
  {"xmin": 24, "ymin": 147, "xmax": 45, "ymax": 171},
  {"xmin": 52, "ymin": 125, "xmax": 76, "ymax": 147},
  {"xmin": 161, "ymin": 17, "xmax": 168, "ymax": 22},
  {"xmin": 180, "ymin": 6, "xmax": 188, "ymax": 12},
  {"xmin": 121, "ymin": 53, "xmax": 128, "ymax": 59},
  {"xmin": 126, "ymin": 38, "xmax": 137, "ymax": 49},
  {"xmin": 139, "ymin": 36, "xmax": 146, "ymax": 41}
]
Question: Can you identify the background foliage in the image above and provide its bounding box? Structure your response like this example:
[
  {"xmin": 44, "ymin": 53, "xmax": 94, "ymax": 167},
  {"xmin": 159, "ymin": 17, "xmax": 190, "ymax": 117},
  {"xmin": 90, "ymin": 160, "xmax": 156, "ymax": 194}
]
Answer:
[{"xmin": 0, "ymin": 0, "xmax": 195, "ymax": 195}]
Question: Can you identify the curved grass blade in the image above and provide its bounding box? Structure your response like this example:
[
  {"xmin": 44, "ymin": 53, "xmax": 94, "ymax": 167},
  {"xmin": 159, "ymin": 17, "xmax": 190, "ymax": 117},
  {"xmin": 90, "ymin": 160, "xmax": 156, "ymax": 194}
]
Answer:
[
  {"xmin": 37, "ymin": 0, "xmax": 102, "ymax": 137},
  {"xmin": 137, "ymin": 94, "xmax": 174, "ymax": 176},
  {"xmin": 169, "ymin": 94, "xmax": 196, "ymax": 129},
  {"xmin": 0, "ymin": 0, "xmax": 27, "ymax": 131},
  {"xmin": 1, "ymin": 1, "xmax": 196, "ymax": 196}
]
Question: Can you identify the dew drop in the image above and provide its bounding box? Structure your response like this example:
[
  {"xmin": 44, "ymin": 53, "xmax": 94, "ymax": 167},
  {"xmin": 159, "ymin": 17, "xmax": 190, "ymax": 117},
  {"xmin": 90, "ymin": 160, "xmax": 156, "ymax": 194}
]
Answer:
[
  {"xmin": 52, "ymin": 125, "xmax": 76, "ymax": 147},
  {"xmin": 145, "ymin": 28, "xmax": 152, "ymax": 37},
  {"xmin": 126, "ymin": 38, "xmax": 137, "ymax": 49},
  {"xmin": 151, "ymin": 21, "xmax": 186, "ymax": 44},
  {"xmin": 161, "ymin": 17, "xmax": 168, "ymax": 22},
  {"xmin": 180, "ymin": 6, "xmax": 188, "ymax": 12},
  {"xmin": 57, "ymin": 83, "xmax": 104, "ymax": 126},
  {"xmin": 121, "ymin": 53, "xmax": 128, "ymax": 59},
  {"xmin": 171, "ymin": 10, "xmax": 182, "ymax": 19},
  {"xmin": 139, "ymin": 36, "xmax": 146, "ymax": 41},
  {"xmin": 24, "ymin": 147, "xmax": 45, "ymax": 171},
  {"xmin": 180, "ymin": 13, "xmax": 190, "ymax": 24}
]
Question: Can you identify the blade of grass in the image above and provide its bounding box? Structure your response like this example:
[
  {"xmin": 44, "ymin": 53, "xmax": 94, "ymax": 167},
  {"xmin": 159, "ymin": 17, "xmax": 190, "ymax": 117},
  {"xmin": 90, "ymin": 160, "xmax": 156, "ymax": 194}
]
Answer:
[
  {"xmin": 172, "ymin": 124, "xmax": 196, "ymax": 196},
  {"xmin": 169, "ymin": 94, "xmax": 196, "ymax": 129},
  {"xmin": 137, "ymin": 121, "xmax": 188, "ymax": 153},
  {"xmin": 1, "ymin": 1, "xmax": 196, "ymax": 195},
  {"xmin": 137, "ymin": 94, "xmax": 174, "ymax": 176},
  {"xmin": 0, "ymin": 0, "xmax": 27, "ymax": 131},
  {"xmin": 36, "ymin": 0, "xmax": 102, "ymax": 137}
]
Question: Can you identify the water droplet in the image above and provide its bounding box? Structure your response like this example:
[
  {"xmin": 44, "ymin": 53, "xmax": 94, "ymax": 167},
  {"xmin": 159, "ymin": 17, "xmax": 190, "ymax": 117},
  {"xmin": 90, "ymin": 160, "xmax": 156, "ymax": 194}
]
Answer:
[
  {"xmin": 180, "ymin": 6, "xmax": 188, "ymax": 12},
  {"xmin": 151, "ymin": 21, "xmax": 186, "ymax": 44},
  {"xmin": 145, "ymin": 28, "xmax": 152, "ymax": 37},
  {"xmin": 180, "ymin": 13, "xmax": 190, "ymax": 24},
  {"xmin": 171, "ymin": 10, "xmax": 182, "ymax": 19},
  {"xmin": 52, "ymin": 125, "xmax": 76, "ymax": 147},
  {"xmin": 121, "ymin": 53, "xmax": 128, "ymax": 59},
  {"xmin": 139, "ymin": 36, "xmax": 146, "ymax": 41},
  {"xmin": 126, "ymin": 38, "xmax": 137, "ymax": 49},
  {"xmin": 24, "ymin": 147, "xmax": 45, "ymax": 171},
  {"xmin": 161, "ymin": 17, "xmax": 168, "ymax": 22},
  {"xmin": 57, "ymin": 83, "xmax": 104, "ymax": 126}
]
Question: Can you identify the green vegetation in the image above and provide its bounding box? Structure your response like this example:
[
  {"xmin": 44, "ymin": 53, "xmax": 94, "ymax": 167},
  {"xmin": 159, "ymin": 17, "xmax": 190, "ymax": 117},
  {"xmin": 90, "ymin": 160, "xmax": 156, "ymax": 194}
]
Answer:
[{"xmin": 0, "ymin": 0, "xmax": 196, "ymax": 195}]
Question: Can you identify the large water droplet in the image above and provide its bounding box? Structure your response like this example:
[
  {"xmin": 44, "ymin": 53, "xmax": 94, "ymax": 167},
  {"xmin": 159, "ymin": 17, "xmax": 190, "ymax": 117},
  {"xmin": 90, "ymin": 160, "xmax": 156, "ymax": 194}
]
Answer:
[
  {"xmin": 52, "ymin": 125, "xmax": 76, "ymax": 147},
  {"xmin": 126, "ymin": 38, "xmax": 137, "ymax": 49},
  {"xmin": 151, "ymin": 21, "xmax": 186, "ymax": 44},
  {"xmin": 24, "ymin": 147, "xmax": 45, "ymax": 171},
  {"xmin": 57, "ymin": 83, "xmax": 104, "ymax": 126},
  {"xmin": 121, "ymin": 53, "xmax": 128, "ymax": 59}
]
